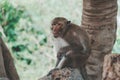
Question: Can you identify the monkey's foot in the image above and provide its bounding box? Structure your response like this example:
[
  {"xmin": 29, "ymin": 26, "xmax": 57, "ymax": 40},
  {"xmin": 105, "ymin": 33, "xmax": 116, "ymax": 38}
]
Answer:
[{"xmin": 47, "ymin": 68, "xmax": 60, "ymax": 76}]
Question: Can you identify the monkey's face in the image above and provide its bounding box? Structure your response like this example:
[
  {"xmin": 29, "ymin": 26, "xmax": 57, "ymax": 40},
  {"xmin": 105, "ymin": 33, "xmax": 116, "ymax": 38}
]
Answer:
[
  {"xmin": 51, "ymin": 21, "xmax": 65, "ymax": 38},
  {"xmin": 51, "ymin": 17, "xmax": 68, "ymax": 38}
]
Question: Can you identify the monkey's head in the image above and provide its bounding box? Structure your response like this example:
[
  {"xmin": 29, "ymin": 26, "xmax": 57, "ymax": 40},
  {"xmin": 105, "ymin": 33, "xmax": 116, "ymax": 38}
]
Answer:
[{"xmin": 51, "ymin": 17, "xmax": 71, "ymax": 38}]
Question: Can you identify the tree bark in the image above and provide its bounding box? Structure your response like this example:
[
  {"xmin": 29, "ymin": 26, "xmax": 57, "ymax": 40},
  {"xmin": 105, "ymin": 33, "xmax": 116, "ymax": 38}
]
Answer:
[
  {"xmin": 0, "ymin": 38, "xmax": 20, "ymax": 80},
  {"xmin": 102, "ymin": 54, "xmax": 120, "ymax": 80},
  {"xmin": 0, "ymin": 41, "xmax": 7, "ymax": 77},
  {"xmin": 81, "ymin": 0, "xmax": 118, "ymax": 80}
]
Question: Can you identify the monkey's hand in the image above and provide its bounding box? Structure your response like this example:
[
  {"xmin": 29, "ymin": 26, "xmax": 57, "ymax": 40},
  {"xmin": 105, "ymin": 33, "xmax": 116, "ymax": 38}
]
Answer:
[
  {"xmin": 65, "ymin": 50, "xmax": 74, "ymax": 58},
  {"xmin": 47, "ymin": 68, "xmax": 60, "ymax": 76}
]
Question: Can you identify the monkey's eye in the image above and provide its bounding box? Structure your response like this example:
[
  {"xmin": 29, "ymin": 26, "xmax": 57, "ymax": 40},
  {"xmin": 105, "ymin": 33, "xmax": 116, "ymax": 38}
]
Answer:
[
  {"xmin": 57, "ymin": 23, "xmax": 61, "ymax": 25},
  {"xmin": 51, "ymin": 27, "xmax": 53, "ymax": 30},
  {"xmin": 57, "ymin": 23, "xmax": 63, "ymax": 26},
  {"xmin": 52, "ymin": 23, "xmax": 55, "ymax": 26}
]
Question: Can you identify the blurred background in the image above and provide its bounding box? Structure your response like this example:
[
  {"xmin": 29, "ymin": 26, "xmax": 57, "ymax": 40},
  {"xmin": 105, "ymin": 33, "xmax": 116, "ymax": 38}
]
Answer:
[{"xmin": 0, "ymin": 0, "xmax": 120, "ymax": 80}]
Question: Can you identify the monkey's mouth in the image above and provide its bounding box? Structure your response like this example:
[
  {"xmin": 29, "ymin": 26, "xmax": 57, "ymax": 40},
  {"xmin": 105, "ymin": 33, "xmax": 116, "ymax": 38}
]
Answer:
[
  {"xmin": 54, "ymin": 34, "xmax": 59, "ymax": 38},
  {"xmin": 53, "ymin": 32, "xmax": 59, "ymax": 38}
]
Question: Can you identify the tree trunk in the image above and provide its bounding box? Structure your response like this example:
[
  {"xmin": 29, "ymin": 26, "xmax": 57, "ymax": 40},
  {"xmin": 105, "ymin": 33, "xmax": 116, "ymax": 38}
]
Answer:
[
  {"xmin": 0, "ymin": 38, "xmax": 20, "ymax": 80},
  {"xmin": 102, "ymin": 54, "xmax": 120, "ymax": 80},
  {"xmin": 81, "ymin": 0, "xmax": 118, "ymax": 80},
  {"xmin": 0, "ymin": 42, "xmax": 7, "ymax": 77}
]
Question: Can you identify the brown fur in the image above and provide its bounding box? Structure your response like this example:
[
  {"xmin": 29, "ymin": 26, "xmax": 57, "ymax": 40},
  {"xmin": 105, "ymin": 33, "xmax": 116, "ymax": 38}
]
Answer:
[{"xmin": 51, "ymin": 17, "xmax": 91, "ymax": 80}]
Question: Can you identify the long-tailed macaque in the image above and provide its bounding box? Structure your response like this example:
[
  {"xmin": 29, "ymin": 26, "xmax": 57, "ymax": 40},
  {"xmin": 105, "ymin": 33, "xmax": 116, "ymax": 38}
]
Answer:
[{"xmin": 50, "ymin": 17, "xmax": 91, "ymax": 80}]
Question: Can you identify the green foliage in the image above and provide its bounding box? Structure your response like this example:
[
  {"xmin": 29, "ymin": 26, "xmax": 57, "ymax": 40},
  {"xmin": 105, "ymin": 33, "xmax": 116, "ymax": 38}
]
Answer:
[
  {"xmin": 0, "ymin": 32, "xmax": 2, "ymax": 37},
  {"xmin": 113, "ymin": 27, "xmax": 120, "ymax": 53},
  {"xmin": 0, "ymin": 0, "xmax": 23, "ymax": 41},
  {"xmin": 0, "ymin": 1, "xmax": 54, "ymax": 80}
]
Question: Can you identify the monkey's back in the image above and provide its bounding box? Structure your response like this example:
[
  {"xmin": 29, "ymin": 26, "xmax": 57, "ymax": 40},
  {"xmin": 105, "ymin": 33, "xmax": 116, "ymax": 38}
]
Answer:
[{"xmin": 64, "ymin": 23, "xmax": 91, "ymax": 54}]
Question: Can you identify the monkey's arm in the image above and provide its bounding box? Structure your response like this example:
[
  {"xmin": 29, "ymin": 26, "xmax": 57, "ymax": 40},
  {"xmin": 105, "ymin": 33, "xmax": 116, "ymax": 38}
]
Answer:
[
  {"xmin": 56, "ymin": 46, "xmax": 71, "ymax": 68},
  {"xmin": 56, "ymin": 55, "xmax": 67, "ymax": 69},
  {"xmin": 56, "ymin": 50, "xmax": 72, "ymax": 69}
]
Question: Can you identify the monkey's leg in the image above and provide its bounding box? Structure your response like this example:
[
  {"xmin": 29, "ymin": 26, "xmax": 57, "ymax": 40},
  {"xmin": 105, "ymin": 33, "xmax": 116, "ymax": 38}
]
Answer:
[{"xmin": 80, "ymin": 66, "xmax": 89, "ymax": 80}]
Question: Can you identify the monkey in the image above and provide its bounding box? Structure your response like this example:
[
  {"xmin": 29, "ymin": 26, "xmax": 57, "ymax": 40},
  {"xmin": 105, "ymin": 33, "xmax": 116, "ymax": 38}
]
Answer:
[{"xmin": 49, "ymin": 17, "xmax": 91, "ymax": 80}]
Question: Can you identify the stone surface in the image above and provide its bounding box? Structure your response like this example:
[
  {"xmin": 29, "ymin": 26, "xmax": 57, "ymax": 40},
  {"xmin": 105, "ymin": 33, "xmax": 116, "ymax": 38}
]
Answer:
[
  {"xmin": 102, "ymin": 54, "xmax": 120, "ymax": 80},
  {"xmin": 39, "ymin": 68, "xmax": 84, "ymax": 80}
]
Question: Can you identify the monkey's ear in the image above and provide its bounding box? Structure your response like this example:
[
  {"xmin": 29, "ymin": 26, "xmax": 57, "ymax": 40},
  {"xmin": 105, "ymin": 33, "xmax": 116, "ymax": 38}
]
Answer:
[{"xmin": 67, "ymin": 21, "xmax": 71, "ymax": 24}]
